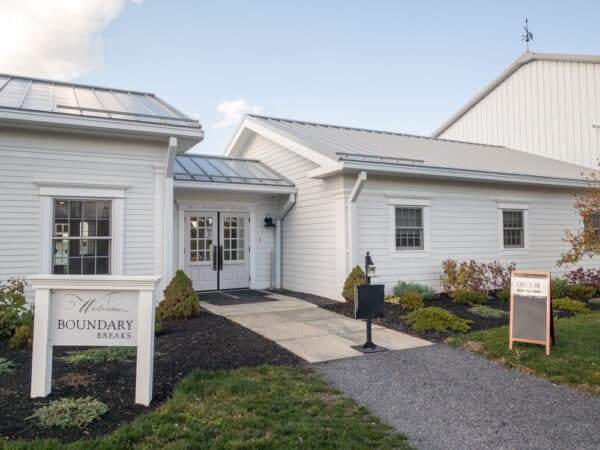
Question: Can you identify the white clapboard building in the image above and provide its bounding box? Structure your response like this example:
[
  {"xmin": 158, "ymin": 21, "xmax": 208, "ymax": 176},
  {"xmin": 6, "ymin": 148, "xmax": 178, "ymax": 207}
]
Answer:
[
  {"xmin": 432, "ymin": 52, "xmax": 600, "ymax": 169},
  {"xmin": 0, "ymin": 72, "xmax": 597, "ymax": 302}
]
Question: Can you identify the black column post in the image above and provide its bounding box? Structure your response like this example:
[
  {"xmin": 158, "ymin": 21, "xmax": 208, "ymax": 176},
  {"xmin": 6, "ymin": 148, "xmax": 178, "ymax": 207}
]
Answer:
[{"xmin": 363, "ymin": 252, "xmax": 375, "ymax": 349}]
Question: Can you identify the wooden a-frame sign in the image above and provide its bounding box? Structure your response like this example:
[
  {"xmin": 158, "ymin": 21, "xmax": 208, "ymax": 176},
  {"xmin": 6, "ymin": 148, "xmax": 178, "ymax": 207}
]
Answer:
[{"xmin": 509, "ymin": 271, "xmax": 555, "ymax": 356}]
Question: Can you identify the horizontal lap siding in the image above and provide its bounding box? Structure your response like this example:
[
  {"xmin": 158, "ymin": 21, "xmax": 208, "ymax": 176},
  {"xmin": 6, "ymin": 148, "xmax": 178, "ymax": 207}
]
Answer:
[
  {"xmin": 239, "ymin": 134, "xmax": 341, "ymax": 299},
  {"xmin": 356, "ymin": 175, "xmax": 597, "ymax": 293},
  {"xmin": 0, "ymin": 129, "xmax": 164, "ymax": 288}
]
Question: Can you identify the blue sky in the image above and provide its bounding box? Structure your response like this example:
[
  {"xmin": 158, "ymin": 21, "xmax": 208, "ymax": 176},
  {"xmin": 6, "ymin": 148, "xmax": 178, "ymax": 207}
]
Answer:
[{"xmin": 4, "ymin": 1, "xmax": 600, "ymax": 153}]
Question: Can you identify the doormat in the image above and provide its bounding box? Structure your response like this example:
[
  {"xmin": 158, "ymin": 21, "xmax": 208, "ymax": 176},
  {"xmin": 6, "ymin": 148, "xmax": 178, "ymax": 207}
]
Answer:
[{"xmin": 202, "ymin": 290, "xmax": 278, "ymax": 306}]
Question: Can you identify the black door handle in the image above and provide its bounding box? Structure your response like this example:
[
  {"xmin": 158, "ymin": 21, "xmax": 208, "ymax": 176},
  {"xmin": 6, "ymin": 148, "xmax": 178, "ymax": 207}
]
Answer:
[
  {"xmin": 218, "ymin": 245, "xmax": 224, "ymax": 271},
  {"xmin": 212, "ymin": 245, "xmax": 217, "ymax": 271}
]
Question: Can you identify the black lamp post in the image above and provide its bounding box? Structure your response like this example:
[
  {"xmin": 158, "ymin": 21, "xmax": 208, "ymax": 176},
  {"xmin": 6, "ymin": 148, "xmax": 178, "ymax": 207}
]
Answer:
[{"xmin": 363, "ymin": 252, "xmax": 376, "ymax": 349}]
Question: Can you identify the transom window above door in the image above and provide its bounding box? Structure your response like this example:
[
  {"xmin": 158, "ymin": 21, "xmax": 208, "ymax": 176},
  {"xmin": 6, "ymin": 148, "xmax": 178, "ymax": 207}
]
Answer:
[
  {"xmin": 189, "ymin": 216, "xmax": 214, "ymax": 262},
  {"xmin": 52, "ymin": 199, "xmax": 111, "ymax": 275}
]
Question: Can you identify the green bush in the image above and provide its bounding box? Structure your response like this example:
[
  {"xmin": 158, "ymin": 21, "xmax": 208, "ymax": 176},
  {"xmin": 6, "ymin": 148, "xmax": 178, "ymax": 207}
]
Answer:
[
  {"xmin": 467, "ymin": 305, "xmax": 508, "ymax": 319},
  {"xmin": 392, "ymin": 281, "xmax": 436, "ymax": 301},
  {"xmin": 553, "ymin": 298, "xmax": 591, "ymax": 314},
  {"xmin": 9, "ymin": 323, "xmax": 33, "ymax": 350},
  {"xmin": 551, "ymin": 279, "xmax": 569, "ymax": 299},
  {"xmin": 0, "ymin": 357, "xmax": 16, "ymax": 374},
  {"xmin": 589, "ymin": 298, "xmax": 600, "ymax": 305},
  {"xmin": 59, "ymin": 347, "xmax": 136, "ymax": 365},
  {"xmin": 568, "ymin": 285, "xmax": 596, "ymax": 299},
  {"xmin": 155, "ymin": 307, "xmax": 163, "ymax": 335},
  {"xmin": 0, "ymin": 278, "xmax": 31, "ymax": 337},
  {"xmin": 342, "ymin": 266, "xmax": 365, "ymax": 303},
  {"xmin": 397, "ymin": 292, "xmax": 424, "ymax": 311},
  {"xmin": 28, "ymin": 397, "xmax": 108, "ymax": 429},
  {"xmin": 159, "ymin": 270, "xmax": 200, "ymax": 319},
  {"xmin": 402, "ymin": 307, "xmax": 471, "ymax": 333},
  {"xmin": 496, "ymin": 287, "xmax": 510, "ymax": 302},
  {"xmin": 454, "ymin": 290, "xmax": 487, "ymax": 306}
]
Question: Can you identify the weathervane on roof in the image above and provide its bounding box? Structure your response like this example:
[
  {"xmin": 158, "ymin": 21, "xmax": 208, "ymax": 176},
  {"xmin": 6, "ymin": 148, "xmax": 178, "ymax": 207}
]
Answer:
[{"xmin": 522, "ymin": 18, "xmax": 533, "ymax": 52}]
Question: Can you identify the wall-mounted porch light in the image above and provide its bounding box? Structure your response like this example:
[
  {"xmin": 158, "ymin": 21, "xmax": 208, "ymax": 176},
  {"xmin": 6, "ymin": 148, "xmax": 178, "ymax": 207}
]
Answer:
[{"xmin": 264, "ymin": 212, "xmax": 276, "ymax": 227}]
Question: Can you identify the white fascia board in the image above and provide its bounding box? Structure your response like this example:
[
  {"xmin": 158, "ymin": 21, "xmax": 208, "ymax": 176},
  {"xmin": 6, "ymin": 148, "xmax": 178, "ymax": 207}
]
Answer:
[
  {"xmin": 174, "ymin": 180, "xmax": 297, "ymax": 195},
  {"xmin": 0, "ymin": 109, "xmax": 204, "ymax": 151},
  {"xmin": 337, "ymin": 161, "xmax": 590, "ymax": 189},
  {"xmin": 308, "ymin": 162, "xmax": 344, "ymax": 178},
  {"xmin": 27, "ymin": 275, "xmax": 161, "ymax": 291}
]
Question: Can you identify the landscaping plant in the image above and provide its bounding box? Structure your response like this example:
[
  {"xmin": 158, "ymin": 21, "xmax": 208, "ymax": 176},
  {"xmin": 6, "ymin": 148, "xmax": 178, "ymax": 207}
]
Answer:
[
  {"xmin": 453, "ymin": 289, "xmax": 487, "ymax": 306},
  {"xmin": 496, "ymin": 287, "xmax": 510, "ymax": 302},
  {"xmin": 159, "ymin": 270, "xmax": 200, "ymax": 319},
  {"xmin": 392, "ymin": 281, "xmax": 436, "ymax": 301},
  {"xmin": 564, "ymin": 267, "xmax": 600, "ymax": 290},
  {"xmin": 9, "ymin": 323, "xmax": 33, "ymax": 350},
  {"xmin": 589, "ymin": 298, "xmax": 600, "ymax": 305},
  {"xmin": 397, "ymin": 291, "xmax": 424, "ymax": 311},
  {"xmin": 59, "ymin": 347, "xmax": 137, "ymax": 365},
  {"xmin": 553, "ymin": 298, "xmax": 592, "ymax": 314},
  {"xmin": 568, "ymin": 284, "xmax": 596, "ymax": 299},
  {"xmin": 551, "ymin": 278, "xmax": 570, "ymax": 299},
  {"xmin": 0, "ymin": 357, "xmax": 16, "ymax": 374},
  {"xmin": 402, "ymin": 307, "xmax": 471, "ymax": 332},
  {"xmin": 0, "ymin": 278, "xmax": 32, "ymax": 337},
  {"xmin": 440, "ymin": 259, "xmax": 515, "ymax": 296},
  {"xmin": 467, "ymin": 305, "xmax": 508, "ymax": 319},
  {"xmin": 342, "ymin": 265, "xmax": 365, "ymax": 303},
  {"xmin": 154, "ymin": 307, "xmax": 163, "ymax": 335},
  {"xmin": 28, "ymin": 397, "xmax": 108, "ymax": 429}
]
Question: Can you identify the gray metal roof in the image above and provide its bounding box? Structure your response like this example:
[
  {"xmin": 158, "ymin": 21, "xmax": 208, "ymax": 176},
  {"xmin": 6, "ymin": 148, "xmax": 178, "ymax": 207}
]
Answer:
[
  {"xmin": 0, "ymin": 74, "xmax": 200, "ymax": 128},
  {"xmin": 246, "ymin": 114, "xmax": 592, "ymax": 181},
  {"xmin": 174, "ymin": 153, "xmax": 294, "ymax": 186},
  {"xmin": 432, "ymin": 52, "xmax": 600, "ymax": 137}
]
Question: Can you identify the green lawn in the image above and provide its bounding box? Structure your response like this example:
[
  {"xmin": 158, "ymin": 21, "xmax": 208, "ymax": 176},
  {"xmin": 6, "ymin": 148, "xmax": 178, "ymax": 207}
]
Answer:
[
  {"xmin": 450, "ymin": 312, "xmax": 600, "ymax": 395},
  {"xmin": 7, "ymin": 366, "xmax": 410, "ymax": 449}
]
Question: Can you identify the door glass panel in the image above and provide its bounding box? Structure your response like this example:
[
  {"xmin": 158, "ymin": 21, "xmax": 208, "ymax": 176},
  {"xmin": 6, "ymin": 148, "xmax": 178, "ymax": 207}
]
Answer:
[
  {"xmin": 189, "ymin": 215, "xmax": 213, "ymax": 263},
  {"xmin": 223, "ymin": 215, "xmax": 245, "ymax": 261}
]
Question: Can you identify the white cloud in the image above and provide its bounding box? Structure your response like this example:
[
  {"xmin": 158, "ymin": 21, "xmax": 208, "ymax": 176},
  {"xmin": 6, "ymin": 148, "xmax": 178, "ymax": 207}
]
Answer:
[
  {"xmin": 212, "ymin": 99, "xmax": 262, "ymax": 129},
  {"xmin": 0, "ymin": 0, "xmax": 141, "ymax": 81}
]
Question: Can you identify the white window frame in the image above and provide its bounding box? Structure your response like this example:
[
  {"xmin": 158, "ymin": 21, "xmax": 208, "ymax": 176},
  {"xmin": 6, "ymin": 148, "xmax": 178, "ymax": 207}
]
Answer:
[
  {"xmin": 37, "ymin": 183, "xmax": 126, "ymax": 275},
  {"xmin": 388, "ymin": 198, "xmax": 431, "ymax": 255},
  {"xmin": 497, "ymin": 202, "xmax": 529, "ymax": 251}
]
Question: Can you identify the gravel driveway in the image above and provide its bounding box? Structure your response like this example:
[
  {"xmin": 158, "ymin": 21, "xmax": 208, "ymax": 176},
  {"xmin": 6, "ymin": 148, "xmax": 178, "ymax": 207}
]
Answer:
[{"xmin": 316, "ymin": 344, "xmax": 600, "ymax": 450}]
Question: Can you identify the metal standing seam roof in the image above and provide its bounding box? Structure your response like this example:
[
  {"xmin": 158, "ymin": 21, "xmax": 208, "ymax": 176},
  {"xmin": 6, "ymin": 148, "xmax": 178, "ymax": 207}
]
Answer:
[
  {"xmin": 174, "ymin": 154, "xmax": 294, "ymax": 187},
  {"xmin": 244, "ymin": 114, "xmax": 594, "ymax": 181},
  {"xmin": 0, "ymin": 74, "xmax": 200, "ymax": 129}
]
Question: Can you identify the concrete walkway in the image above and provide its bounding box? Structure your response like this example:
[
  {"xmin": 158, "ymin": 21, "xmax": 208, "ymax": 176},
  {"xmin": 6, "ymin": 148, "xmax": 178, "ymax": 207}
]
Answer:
[
  {"xmin": 316, "ymin": 344, "xmax": 600, "ymax": 450},
  {"xmin": 201, "ymin": 290, "xmax": 431, "ymax": 363}
]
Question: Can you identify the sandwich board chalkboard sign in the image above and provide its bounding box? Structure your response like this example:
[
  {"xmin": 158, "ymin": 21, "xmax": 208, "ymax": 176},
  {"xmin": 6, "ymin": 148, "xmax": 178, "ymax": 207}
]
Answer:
[{"xmin": 509, "ymin": 271, "xmax": 554, "ymax": 356}]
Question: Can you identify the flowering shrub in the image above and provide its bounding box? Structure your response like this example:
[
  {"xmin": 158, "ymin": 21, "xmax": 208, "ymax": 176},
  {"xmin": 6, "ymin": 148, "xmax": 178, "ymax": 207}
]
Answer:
[
  {"xmin": 564, "ymin": 268, "xmax": 600, "ymax": 290},
  {"xmin": 440, "ymin": 260, "xmax": 515, "ymax": 296}
]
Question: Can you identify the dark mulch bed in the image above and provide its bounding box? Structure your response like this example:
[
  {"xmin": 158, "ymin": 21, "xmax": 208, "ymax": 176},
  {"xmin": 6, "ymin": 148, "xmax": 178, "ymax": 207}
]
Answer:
[
  {"xmin": 0, "ymin": 311, "xmax": 302, "ymax": 444},
  {"xmin": 322, "ymin": 294, "xmax": 595, "ymax": 343}
]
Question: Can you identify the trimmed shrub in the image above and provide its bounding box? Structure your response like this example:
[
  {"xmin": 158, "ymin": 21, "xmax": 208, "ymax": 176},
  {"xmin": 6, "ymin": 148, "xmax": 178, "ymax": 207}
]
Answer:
[
  {"xmin": 589, "ymin": 298, "xmax": 600, "ymax": 305},
  {"xmin": 60, "ymin": 347, "xmax": 136, "ymax": 365},
  {"xmin": 0, "ymin": 357, "xmax": 16, "ymax": 374},
  {"xmin": 440, "ymin": 260, "xmax": 515, "ymax": 296},
  {"xmin": 467, "ymin": 305, "xmax": 508, "ymax": 319},
  {"xmin": 0, "ymin": 278, "xmax": 31, "ymax": 337},
  {"xmin": 392, "ymin": 281, "xmax": 436, "ymax": 301},
  {"xmin": 454, "ymin": 290, "xmax": 486, "ymax": 306},
  {"xmin": 159, "ymin": 270, "xmax": 200, "ymax": 319},
  {"xmin": 565, "ymin": 268, "xmax": 600, "ymax": 290},
  {"xmin": 154, "ymin": 307, "xmax": 163, "ymax": 335},
  {"xmin": 568, "ymin": 285, "xmax": 596, "ymax": 299},
  {"xmin": 28, "ymin": 397, "xmax": 108, "ymax": 428},
  {"xmin": 402, "ymin": 307, "xmax": 471, "ymax": 333},
  {"xmin": 551, "ymin": 279, "xmax": 569, "ymax": 299},
  {"xmin": 9, "ymin": 323, "xmax": 33, "ymax": 350},
  {"xmin": 342, "ymin": 266, "xmax": 365, "ymax": 303},
  {"xmin": 496, "ymin": 287, "xmax": 510, "ymax": 302},
  {"xmin": 553, "ymin": 298, "xmax": 591, "ymax": 314},
  {"xmin": 397, "ymin": 292, "xmax": 424, "ymax": 311}
]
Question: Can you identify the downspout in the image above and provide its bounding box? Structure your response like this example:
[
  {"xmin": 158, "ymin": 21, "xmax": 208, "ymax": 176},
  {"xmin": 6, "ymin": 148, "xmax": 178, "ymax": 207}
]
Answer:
[
  {"xmin": 275, "ymin": 193, "xmax": 296, "ymax": 290},
  {"xmin": 347, "ymin": 171, "xmax": 367, "ymax": 272}
]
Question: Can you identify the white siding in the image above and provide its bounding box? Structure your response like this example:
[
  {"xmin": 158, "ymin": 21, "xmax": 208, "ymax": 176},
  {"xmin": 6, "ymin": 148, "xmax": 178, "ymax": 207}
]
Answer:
[
  {"xmin": 354, "ymin": 174, "xmax": 598, "ymax": 293},
  {"xmin": 440, "ymin": 60, "xmax": 600, "ymax": 169},
  {"xmin": 0, "ymin": 128, "xmax": 165, "ymax": 289},
  {"xmin": 238, "ymin": 133, "xmax": 343, "ymax": 300}
]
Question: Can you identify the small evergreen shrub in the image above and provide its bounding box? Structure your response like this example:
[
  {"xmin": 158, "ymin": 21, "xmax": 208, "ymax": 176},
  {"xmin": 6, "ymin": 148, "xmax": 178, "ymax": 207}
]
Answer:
[
  {"xmin": 9, "ymin": 323, "xmax": 33, "ymax": 350},
  {"xmin": 467, "ymin": 305, "xmax": 508, "ymax": 319},
  {"xmin": 0, "ymin": 357, "xmax": 16, "ymax": 374},
  {"xmin": 0, "ymin": 278, "xmax": 31, "ymax": 337},
  {"xmin": 28, "ymin": 397, "xmax": 108, "ymax": 428},
  {"xmin": 392, "ymin": 281, "xmax": 436, "ymax": 301},
  {"xmin": 342, "ymin": 266, "xmax": 365, "ymax": 303},
  {"xmin": 589, "ymin": 298, "xmax": 600, "ymax": 305},
  {"xmin": 60, "ymin": 347, "xmax": 136, "ymax": 365},
  {"xmin": 496, "ymin": 287, "xmax": 510, "ymax": 302},
  {"xmin": 402, "ymin": 307, "xmax": 471, "ymax": 333},
  {"xmin": 154, "ymin": 307, "xmax": 163, "ymax": 335},
  {"xmin": 553, "ymin": 298, "xmax": 591, "ymax": 314},
  {"xmin": 159, "ymin": 270, "xmax": 200, "ymax": 319},
  {"xmin": 454, "ymin": 290, "xmax": 486, "ymax": 306},
  {"xmin": 397, "ymin": 292, "xmax": 424, "ymax": 311},
  {"xmin": 568, "ymin": 285, "xmax": 596, "ymax": 299},
  {"xmin": 551, "ymin": 279, "xmax": 569, "ymax": 299}
]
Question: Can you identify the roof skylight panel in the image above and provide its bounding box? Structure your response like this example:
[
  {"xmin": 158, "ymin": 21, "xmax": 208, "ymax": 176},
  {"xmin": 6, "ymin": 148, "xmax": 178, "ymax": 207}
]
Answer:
[{"xmin": 0, "ymin": 78, "xmax": 30, "ymax": 108}]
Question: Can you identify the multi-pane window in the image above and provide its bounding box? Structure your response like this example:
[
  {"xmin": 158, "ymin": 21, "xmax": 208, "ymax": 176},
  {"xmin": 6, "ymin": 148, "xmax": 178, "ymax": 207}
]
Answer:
[
  {"xmin": 223, "ymin": 216, "xmax": 245, "ymax": 261},
  {"xmin": 395, "ymin": 207, "xmax": 424, "ymax": 250},
  {"xmin": 189, "ymin": 216, "xmax": 213, "ymax": 262},
  {"xmin": 53, "ymin": 199, "xmax": 111, "ymax": 274},
  {"xmin": 502, "ymin": 210, "xmax": 524, "ymax": 248},
  {"xmin": 587, "ymin": 212, "xmax": 600, "ymax": 237}
]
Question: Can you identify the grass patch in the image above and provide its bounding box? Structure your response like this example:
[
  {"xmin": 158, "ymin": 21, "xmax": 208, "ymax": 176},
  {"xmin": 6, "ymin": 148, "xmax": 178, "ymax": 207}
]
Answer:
[
  {"xmin": 467, "ymin": 305, "xmax": 508, "ymax": 319},
  {"xmin": 0, "ymin": 357, "xmax": 16, "ymax": 374},
  {"xmin": 450, "ymin": 312, "xmax": 600, "ymax": 395},
  {"xmin": 553, "ymin": 298, "xmax": 591, "ymax": 314},
  {"xmin": 403, "ymin": 307, "xmax": 471, "ymax": 332},
  {"xmin": 27, "ymin": 397, "xmax": 108, "ymax": 429},
  {"xmin": 58, "ymin": 347, "xmax": 136, "ymax": 365},
  {"xmin": 7, "ymin": 366, "xmax": 410, "ymax": 449}
]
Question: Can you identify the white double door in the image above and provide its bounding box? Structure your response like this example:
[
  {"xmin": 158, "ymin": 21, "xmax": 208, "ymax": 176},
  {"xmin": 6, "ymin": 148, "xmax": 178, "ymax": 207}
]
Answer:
[{"xmin": 184, "ymin": 211, "xmax": 250, "ymax": 291}]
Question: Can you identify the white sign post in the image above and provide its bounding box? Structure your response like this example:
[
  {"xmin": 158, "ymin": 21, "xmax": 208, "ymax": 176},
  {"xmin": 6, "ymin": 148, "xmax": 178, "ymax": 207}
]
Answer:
[{"xmin": 28, "ymin": 275, "xmax": 160, "ymax": 406}]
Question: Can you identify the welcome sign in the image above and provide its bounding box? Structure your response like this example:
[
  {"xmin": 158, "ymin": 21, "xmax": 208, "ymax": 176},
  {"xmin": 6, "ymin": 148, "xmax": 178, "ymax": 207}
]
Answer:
[{"xmin": 51, "ymin": 290, "xmax": 138, "ymax": 346}]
